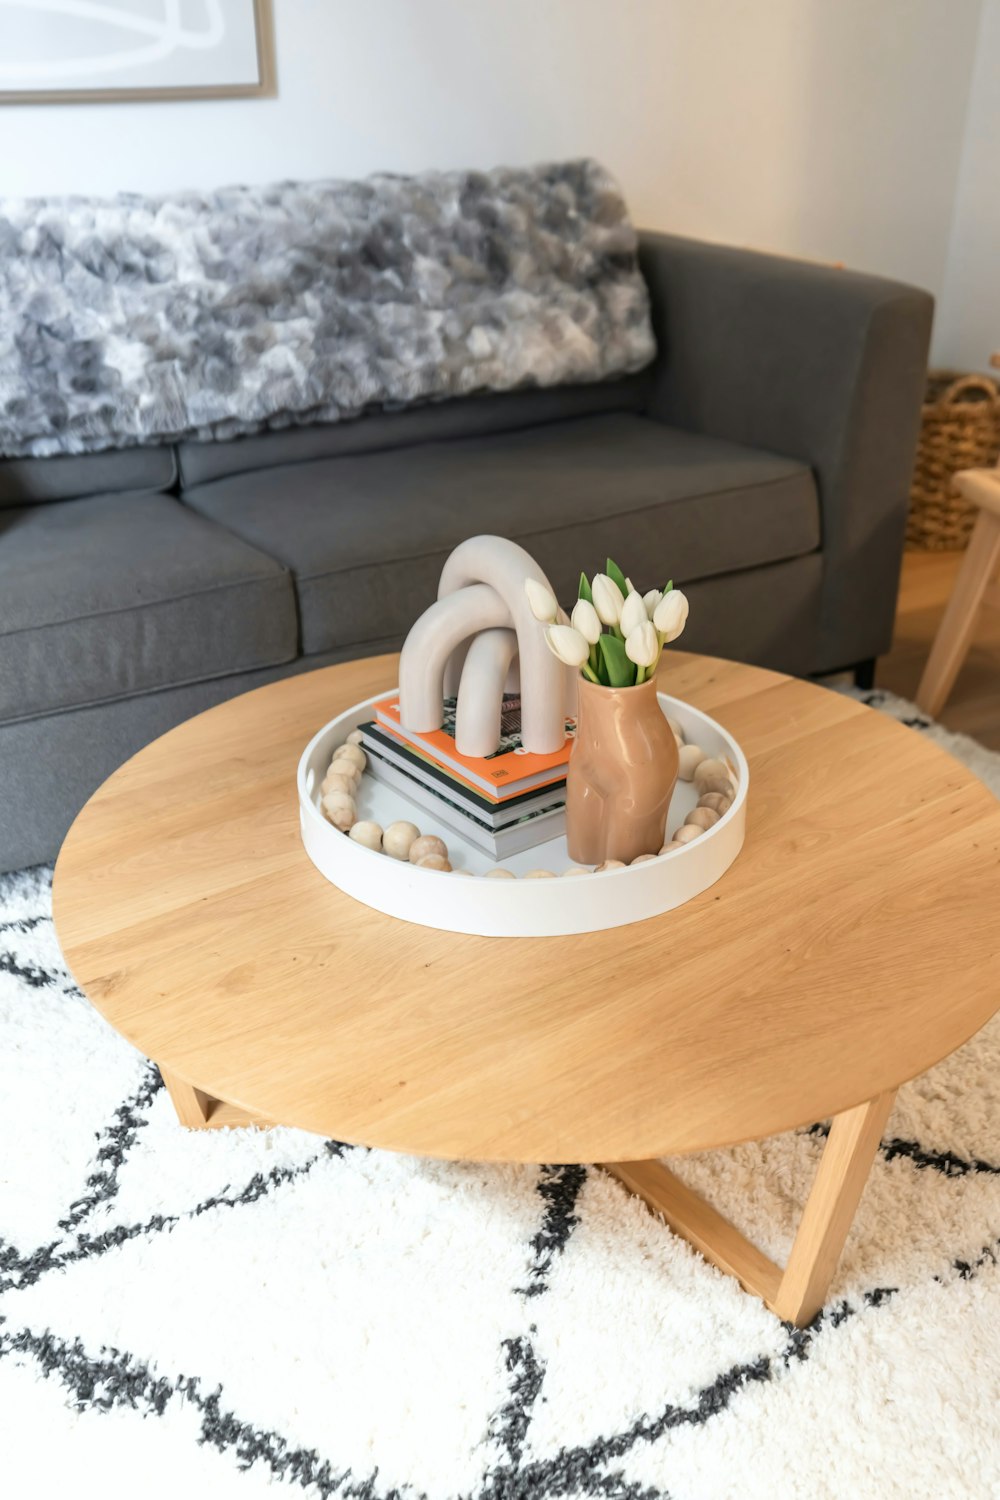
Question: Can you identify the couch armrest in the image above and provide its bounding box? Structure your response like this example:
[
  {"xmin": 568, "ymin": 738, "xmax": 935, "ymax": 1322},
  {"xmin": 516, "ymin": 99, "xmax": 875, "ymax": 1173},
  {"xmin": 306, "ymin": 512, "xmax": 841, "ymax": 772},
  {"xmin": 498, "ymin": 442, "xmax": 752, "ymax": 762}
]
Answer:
[{"xmin": 638, "ymin": 231, "xmax": 934, "ymax": 672}]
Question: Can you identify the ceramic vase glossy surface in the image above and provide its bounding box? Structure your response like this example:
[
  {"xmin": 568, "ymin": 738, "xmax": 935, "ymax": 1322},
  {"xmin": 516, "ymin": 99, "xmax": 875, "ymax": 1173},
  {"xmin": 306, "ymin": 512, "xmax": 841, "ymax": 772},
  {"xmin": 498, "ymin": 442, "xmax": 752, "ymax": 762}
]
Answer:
[{"xmin": 566, "ymin": 676, "xmax": 679, "ymax": 865}]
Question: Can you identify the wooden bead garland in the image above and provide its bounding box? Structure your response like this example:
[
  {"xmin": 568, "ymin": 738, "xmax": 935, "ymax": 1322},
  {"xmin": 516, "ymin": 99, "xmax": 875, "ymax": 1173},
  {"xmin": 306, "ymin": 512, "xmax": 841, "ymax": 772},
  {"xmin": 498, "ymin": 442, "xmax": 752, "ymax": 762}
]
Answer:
[{"xmin": 318, "ymin": 716, "xmax": 739, "ymax": 877}]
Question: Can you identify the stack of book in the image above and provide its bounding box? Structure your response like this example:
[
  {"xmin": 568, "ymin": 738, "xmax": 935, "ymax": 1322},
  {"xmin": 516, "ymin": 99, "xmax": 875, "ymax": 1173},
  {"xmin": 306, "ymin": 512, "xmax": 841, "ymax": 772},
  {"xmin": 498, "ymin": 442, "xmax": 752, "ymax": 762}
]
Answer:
[{"xmin": 358, "ymin": 693, "xmax": 574, "ymax": 858}]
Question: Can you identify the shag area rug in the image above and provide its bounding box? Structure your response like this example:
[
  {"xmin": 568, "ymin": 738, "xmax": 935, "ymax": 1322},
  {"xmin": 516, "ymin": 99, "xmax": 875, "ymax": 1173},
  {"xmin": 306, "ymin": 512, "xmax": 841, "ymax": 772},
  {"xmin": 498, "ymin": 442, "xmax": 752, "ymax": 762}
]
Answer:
[{"xmin": 1, "ymin": 691, "xmax": 998, "ymax": 1499}]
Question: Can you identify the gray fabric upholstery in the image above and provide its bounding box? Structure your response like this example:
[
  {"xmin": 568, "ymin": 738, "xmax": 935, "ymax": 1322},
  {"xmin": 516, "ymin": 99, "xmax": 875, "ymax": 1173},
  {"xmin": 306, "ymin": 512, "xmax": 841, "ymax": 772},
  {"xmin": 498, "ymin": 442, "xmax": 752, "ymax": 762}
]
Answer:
[
  {"xmin": 0, "ymin": 444, "xmax": 176, "ymax": 507},
  {"xmin": 638, "ymin": 232, "xmax": 934, "ymax": 672},
  {"xmin": 0, "ymin": 555, "xmax": 820, "ymax": 873},
  {"xmin": 182, "ymin": 414, "xmax": 819, "ymax": 655},
  {"xmin": 177, "ymin": 375, "xmax": 653, "ymax": 487},
  {"xmin": 0, "ymin": 493, "xmax": 297, "ymax": 725}
]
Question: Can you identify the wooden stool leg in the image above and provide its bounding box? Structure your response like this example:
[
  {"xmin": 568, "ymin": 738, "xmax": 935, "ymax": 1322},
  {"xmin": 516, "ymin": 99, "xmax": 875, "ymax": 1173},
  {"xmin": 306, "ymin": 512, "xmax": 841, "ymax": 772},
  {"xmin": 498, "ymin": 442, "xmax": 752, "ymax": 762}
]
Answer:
[
  {"xmin": 916, "ymin": 510, "xmax": 1000, "ymax": 717},
  {"xmin": 603, "ymin": 1088, "xmax": 895, "ymax": 1329}
]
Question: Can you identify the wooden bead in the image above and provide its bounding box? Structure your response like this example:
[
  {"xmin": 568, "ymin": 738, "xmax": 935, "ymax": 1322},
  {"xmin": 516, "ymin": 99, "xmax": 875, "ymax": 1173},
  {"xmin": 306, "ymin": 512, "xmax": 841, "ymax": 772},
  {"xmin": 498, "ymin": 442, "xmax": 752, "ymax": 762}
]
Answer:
[
  {"xmin": 322, "ymin": 786, "xmax": 354, "ymax": 804},
  {"xmin": 631, "ymin": 853, "xmax": 657, "ymax": 865},
  {"xmin": 673, "ymin": 824, "xmax": 703, "ymax": 844},
  {"xmin": 486, "ymin": 868, "xmax": 516, "ymax": 879},
  {"xmin": 348, "ymin": 820, "xmax": 383, "ymax": 851},
  {"xmin": 562, "ymin": 867, "xmax": 590, "ymax": 877},
  {"xmin": 336, "ymin": 743, "xmax": 367, "ymax": 771},
  {"xmin": 699, "ymin": 775, "xmax": 736, "ymax": 799},
  {"xmin": 346, "ymin": 729, "xmax": 365, "ymax": 746},
  {"xmin": 322, "ymin": 771, "xmax": 356, "ymax": 798},
  {"xmin": 677, "ymin": 744, "xmax": 706, "ymax": 781},
  {"xmin": 328, "ymin": 758, "xmax": 362, "ymax": 787},
  {"xmin": 596, "ymin": 859, "xmax": 626, "ymax": 872},
  {"xmin": 685, "ymin": 806, "xmax": 720, "ymax": 831},
  {"xmin": 415, "ymin": 853, "xmax": 452, "ymax": 872},
  {"xmin": 693, "ymin": 757, "xmax": 731, "ymax": 791},
  {"xmin": 698, "ymin": 792, "xmax": 732, "ymax": 815},
  {"xmin": 658, "ymin": 842, "xmax": 682, "ymax": 854},
  {"xmin": 322, "ymin": 797, "xmax": 356, "ymax": 832},
  {"xmin": 524, "ymin": 870, "xmax": 555, "ymax": 878},
  {"xmin": 408, "ymin": 835, "xmax": 448, "ymax": 865},
  {"xmin": 382, "ymin": 820, "xmax": 420, "ymax": 861}
]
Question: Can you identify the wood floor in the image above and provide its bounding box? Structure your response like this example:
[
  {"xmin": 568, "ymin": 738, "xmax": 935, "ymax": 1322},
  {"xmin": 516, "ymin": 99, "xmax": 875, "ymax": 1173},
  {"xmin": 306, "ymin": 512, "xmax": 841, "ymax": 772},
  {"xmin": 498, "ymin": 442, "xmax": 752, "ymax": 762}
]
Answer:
[{"xmin": 879, "ymin": 549, "xmax": 1000, "ymax": 751}]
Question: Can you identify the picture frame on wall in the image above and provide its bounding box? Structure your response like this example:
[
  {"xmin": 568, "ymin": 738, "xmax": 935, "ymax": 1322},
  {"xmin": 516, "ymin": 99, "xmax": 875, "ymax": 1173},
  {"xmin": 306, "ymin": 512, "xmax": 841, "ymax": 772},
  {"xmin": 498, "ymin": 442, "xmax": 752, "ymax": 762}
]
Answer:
[{"xmin": 0, "ymin": 0, "xmax": 275, "ymax": 103}]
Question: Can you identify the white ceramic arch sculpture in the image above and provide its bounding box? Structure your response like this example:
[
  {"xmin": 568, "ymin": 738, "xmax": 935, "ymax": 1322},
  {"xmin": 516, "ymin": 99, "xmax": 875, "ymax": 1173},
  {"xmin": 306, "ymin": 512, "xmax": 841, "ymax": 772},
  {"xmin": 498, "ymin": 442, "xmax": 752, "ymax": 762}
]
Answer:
[{"xmin": 398, "ymin": 535, "xmax": 572, "ymax": 757}]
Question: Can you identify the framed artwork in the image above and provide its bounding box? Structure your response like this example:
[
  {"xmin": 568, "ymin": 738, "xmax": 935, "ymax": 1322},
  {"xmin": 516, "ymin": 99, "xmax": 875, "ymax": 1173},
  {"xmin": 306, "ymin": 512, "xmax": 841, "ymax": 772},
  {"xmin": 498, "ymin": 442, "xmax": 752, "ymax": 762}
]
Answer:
[{"xmin": 0, "ymin": 0, "xmax": 275, "ymax": 103}]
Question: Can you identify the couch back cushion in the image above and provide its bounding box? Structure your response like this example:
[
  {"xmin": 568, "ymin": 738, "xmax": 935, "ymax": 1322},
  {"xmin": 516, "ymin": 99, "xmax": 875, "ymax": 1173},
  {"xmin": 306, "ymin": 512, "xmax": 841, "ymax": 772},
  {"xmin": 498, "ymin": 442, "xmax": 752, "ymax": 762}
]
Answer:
[
  {"xmin": 0, "ymin": 445, "xmax": 177, "ymax": 508},
  {"xmin": 178, "ymin": 374, "xmax": 653, "ymax": 488}
]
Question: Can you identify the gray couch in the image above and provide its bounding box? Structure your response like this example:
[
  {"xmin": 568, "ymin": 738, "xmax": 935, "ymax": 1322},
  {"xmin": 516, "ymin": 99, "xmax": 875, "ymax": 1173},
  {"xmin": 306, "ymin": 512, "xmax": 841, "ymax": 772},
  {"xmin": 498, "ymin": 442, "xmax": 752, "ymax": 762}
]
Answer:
[{"xmin": 0, "ymin": 231, "xmax": 933, "ymax": 874}]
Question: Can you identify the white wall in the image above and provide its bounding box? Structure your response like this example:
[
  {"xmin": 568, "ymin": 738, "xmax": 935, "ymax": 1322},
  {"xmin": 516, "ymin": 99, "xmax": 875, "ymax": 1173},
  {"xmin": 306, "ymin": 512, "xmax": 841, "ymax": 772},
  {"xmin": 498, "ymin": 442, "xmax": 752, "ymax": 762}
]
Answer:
[
  {"xmin": 935, "ymin": 0, "xmax": 1000, "ymax": 372},
  {"xmin": 0, "ymin": 1, "xmax": 990, "ymax": 364}
]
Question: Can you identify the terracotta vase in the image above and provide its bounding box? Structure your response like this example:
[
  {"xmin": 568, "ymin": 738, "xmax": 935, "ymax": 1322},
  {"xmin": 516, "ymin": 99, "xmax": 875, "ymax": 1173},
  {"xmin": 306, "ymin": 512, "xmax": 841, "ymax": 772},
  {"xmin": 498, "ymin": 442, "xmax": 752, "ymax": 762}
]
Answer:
[{"xmin": 566, "ymin": 676, "xmax": 679, "ymax": 866}]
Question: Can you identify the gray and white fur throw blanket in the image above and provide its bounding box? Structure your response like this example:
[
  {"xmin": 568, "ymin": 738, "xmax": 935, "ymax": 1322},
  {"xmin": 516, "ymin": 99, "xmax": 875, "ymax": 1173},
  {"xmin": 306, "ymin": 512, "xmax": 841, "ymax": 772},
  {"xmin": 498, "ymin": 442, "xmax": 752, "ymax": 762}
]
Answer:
[{"xmin": 0, "ymin": 158, "xmax": 655, "ymax": 458}]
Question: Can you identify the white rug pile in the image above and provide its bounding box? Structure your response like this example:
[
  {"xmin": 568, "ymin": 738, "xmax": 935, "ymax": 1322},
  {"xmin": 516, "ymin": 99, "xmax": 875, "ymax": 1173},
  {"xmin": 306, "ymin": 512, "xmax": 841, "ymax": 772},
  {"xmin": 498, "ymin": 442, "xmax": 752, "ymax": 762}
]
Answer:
[{"xmin": 1, "ymin": 691, "xmax": 998, "ymax": 1499}]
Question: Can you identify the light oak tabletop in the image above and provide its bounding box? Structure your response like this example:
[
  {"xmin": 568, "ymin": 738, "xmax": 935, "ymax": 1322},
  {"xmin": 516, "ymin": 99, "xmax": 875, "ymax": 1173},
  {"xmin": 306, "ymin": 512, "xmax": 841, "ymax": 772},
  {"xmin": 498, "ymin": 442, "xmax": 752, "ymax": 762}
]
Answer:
[{"xmin": 53, "ymin": 652, "xmax": 1000, "ymax": 1163}]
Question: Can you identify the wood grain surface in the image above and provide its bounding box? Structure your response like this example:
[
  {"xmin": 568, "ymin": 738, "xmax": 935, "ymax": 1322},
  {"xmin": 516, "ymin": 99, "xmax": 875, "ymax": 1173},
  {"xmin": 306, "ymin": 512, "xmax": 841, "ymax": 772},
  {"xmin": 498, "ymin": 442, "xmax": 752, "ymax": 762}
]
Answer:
[{"xmin": 52, "ymin": 652, "xmax": 1000, "ymax": 1163}]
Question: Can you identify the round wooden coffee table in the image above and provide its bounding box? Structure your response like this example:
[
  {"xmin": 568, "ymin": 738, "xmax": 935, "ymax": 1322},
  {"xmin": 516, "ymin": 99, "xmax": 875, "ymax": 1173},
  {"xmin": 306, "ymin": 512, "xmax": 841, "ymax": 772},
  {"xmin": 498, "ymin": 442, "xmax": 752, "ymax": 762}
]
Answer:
[{"xmin": 53, "ymin": 652, "xmax": 1000, "ymax": 1327}]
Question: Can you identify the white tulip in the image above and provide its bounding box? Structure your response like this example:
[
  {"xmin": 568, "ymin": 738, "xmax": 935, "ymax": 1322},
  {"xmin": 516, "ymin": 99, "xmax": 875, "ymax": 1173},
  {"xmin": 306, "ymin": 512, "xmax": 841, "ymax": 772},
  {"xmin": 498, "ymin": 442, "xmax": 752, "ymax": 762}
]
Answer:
[
  {"xmin": 653, "ymin": 588, "xmax": 690, "ymax": 643},
  {"xmin": 625, "ymin": 620, "xmax": 660, "ymax": 668},
  {"xmin": 545, "ymin": 623, "xmax": 591, "ymax": 668},
  {"xmin": 524, "ymin": 577, "xmax": 558, "ymax": 623},
  {"xmin": 571, "ymin": 597, "xmax": 602, "ymax": 644},
  {"xmin": 591, "ymin": 573, "xmax": 624, "ymax": 627},
  {"xmin": 620, "ymin": 590, "xmax": 648, "ymax": 637},
  {"xmin": 642, "ymin": 588, "xmax": 663, "ymax": 618}
]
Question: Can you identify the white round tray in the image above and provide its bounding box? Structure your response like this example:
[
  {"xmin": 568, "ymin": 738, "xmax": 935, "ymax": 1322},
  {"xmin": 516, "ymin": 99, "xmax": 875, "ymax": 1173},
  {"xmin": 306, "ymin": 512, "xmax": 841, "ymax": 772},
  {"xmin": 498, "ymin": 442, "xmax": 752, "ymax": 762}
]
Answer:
[{"xmin": 298, "ymin": 692, "xmax": 748, "ymax": 937}]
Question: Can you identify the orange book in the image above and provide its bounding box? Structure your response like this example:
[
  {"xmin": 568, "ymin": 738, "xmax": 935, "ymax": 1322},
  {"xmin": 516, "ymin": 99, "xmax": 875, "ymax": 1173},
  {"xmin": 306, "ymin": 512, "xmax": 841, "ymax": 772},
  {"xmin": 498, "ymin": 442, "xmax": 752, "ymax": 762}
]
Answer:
[{"xmin": 374, "ymin": 693, "xmax": 574, "ymax": 798}]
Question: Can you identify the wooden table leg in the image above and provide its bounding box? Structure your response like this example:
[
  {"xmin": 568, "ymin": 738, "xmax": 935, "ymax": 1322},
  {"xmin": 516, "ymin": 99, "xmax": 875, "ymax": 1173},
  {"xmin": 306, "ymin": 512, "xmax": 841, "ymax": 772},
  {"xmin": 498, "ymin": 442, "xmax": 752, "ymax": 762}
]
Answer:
[
  {"xmin": 776, "ymin": 1090, "xmax": 895, "ymax": 1325},
  {"xmin": 159, "ymin": 1065, "xmax": 272, "ymax": 1130},
  {"xmin": 603, "ymin": 1089, "xmax": 896, "ymax": 1328}
]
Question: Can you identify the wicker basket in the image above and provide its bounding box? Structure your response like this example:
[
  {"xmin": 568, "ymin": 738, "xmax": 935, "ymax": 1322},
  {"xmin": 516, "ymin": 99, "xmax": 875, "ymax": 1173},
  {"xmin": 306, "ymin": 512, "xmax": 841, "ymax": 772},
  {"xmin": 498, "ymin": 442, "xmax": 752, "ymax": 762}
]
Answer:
[{"xmin": 907, "ymin": 371, "xmax": 1000, "ymax": 550}]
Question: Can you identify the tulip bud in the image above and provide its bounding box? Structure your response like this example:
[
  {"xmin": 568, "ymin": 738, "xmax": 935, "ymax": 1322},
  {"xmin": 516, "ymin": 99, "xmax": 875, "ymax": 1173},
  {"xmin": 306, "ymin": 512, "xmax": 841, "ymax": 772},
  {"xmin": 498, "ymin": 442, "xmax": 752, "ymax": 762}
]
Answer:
[
  {"xmin": 619, "ymin": 590, "xmax": 648, "ymax": 637},
  {"xmin": 642, "ymin": 588, "xmax": 663, "ymax": 618},
  {"xmin": 591, "ymin": 573, "xmax": 624, "ymax": 627},
  {"xmin": 625, "ymin": 620, "xmax": 660, "ymax": 668},
  {"xmin": 524, "ymin": 577, "xmax": 558, "ymax": 624},
  {"xmin": 653, "ymin": 588, "xmax": 689, "ymax": 643},
  {"xmin": 544, "ymin": 623, "xmax": 591, "ymax": 668},
  {"xmin": 571, "ymin": 597, "xmax": 602, "ymax": 645}
]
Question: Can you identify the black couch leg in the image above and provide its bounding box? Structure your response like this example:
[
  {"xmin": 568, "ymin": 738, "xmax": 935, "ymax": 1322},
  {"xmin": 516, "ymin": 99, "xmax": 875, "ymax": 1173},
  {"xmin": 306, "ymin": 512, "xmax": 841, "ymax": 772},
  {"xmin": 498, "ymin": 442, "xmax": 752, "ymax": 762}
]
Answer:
[{"xmin": 853, "ymin": 658, "xmax": 877, "ymax": 691}]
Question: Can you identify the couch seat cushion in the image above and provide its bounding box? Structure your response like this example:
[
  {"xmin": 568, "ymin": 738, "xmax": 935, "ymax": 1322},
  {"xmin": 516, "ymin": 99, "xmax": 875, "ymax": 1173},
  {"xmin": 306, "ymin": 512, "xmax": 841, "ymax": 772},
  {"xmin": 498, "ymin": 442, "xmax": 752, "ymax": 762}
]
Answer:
[
  {"xmin": 0, "ymin": 493, "xmax": 297, "ymax": 725},
  {"xmin": 182, "ymin": 413, "xmax": 819, "ymax": 656}
]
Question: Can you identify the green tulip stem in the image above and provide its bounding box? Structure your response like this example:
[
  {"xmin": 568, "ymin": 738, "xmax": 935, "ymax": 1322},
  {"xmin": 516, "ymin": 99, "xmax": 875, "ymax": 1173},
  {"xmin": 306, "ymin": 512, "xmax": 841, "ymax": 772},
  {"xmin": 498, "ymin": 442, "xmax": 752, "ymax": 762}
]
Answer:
[{"xmin": 581, "ymin": 662, "xmax": 601, "ymax": 685}]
